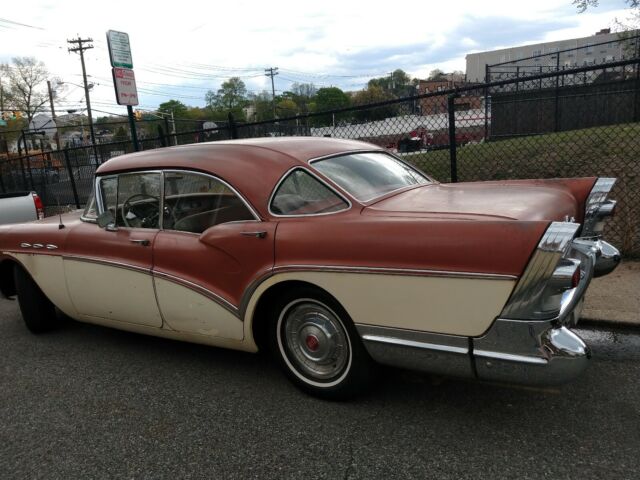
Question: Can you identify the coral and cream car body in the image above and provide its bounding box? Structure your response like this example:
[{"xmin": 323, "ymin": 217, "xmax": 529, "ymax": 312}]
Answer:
[{"xmin": 0, "ymin": 138, "xmax": 620, "ymax": 397}]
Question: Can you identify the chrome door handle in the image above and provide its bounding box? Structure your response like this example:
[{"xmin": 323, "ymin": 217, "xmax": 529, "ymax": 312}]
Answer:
[
  {"xmin": 130, "ymin": 239, "xmax": 150, "ymax": 246},
  {"xmin": 240, "ymin": 231, "xmax": 267, "ymax": 238}
]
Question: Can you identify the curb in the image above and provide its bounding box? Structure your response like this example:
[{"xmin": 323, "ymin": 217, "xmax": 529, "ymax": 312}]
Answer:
[{"xmin": 579, "ymin": 317, "xmax": 640, "ymax": 331}]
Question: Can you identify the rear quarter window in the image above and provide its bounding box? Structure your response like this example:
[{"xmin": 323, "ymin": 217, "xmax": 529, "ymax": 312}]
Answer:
[{"xmin": 270, "ymin": 169, "xmax": 349, "ymax": 216}]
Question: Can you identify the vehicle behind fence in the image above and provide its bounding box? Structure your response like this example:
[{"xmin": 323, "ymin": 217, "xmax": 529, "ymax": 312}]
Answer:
[{"xmin": 1, "ymin": 59, "xmax": 638, "ymax": 256}]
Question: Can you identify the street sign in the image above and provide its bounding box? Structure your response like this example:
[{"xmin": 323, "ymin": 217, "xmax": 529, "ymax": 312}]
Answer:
[
  {"xmin": 112, "ymin": 67, "xmax": 139, "ymax": 106},
  {"xmin": 106, "ymin": 30, "xmax": 133, "ymax": 69}
]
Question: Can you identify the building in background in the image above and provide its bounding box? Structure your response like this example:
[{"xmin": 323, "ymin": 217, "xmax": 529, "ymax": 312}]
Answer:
[
  {"xmin": 466, "ymin": 29, "xmax": 637, "ymax": 82},
  {"xmin": 416, "ymin": 78, "xmax": 482, "ymax": 115}
]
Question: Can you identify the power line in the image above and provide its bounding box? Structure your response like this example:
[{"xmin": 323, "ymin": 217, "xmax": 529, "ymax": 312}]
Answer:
[{"xmin": 0, "ymin": 17, "xmax": 45, "ymax": 30}]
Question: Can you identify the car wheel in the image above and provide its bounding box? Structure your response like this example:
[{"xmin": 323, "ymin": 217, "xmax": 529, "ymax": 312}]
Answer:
[
  {"xmin": 14, "ymin": 266, "xmax": 57, "ymax": 333},
  {"xmin": 269, "ymin": 287, "xmax": 374, "ymax": 400}
]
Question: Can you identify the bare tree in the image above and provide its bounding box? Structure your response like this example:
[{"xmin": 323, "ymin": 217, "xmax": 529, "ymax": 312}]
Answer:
[{"xmin": 0, "ymin": 57, "xmax": 50, "ymax": 126}]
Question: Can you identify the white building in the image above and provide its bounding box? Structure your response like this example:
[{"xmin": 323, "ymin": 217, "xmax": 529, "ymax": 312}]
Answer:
[{"xmin": 466, "ymin": 29, "xmax": 637, "ymax": 82}]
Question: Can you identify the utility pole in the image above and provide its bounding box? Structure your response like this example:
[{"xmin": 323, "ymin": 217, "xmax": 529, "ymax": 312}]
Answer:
[
  {"xmin": 67, "ymin": 37, "xmax": 96, "ymax": 146},
  {"xmin": 264, "ymin": 67, "xmax": 279, "ymax": 119},
  {"xmin": 47, "ymin": 80, "xmax": 61, "ymax": 150}
]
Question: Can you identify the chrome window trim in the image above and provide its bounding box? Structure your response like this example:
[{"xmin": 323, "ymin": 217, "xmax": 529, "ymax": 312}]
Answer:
[
  {"xmin": 162, "ymin": 169, "xmax": 261, "ymax": 223},
  {"xmin": 268, "ymin": 166, "xmax": 352, "ymax": 218},
  {"xmin": 93, "ymin": 169, "xmax": 261, "ymax": 231},
  {"xmin": 94, "ymin": 170, "xmax": 164, "ymax": 231},
  {"xmin": 80, "ymin": 187, "xmax": 99, "ymax": 224},
  {"xmin": 308, "ymin": 150, "xmax": 433, "ymax": 203}
]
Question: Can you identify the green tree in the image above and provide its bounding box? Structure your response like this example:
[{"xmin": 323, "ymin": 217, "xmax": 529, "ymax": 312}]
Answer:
[
  {"xmin": 158, "ymin": 99, "xmax": 188, "ymax": 118},
  {"xmin": 352, "ymin": 85, "xmax": 398, "ymax": 121},
  {"xmin": 427, "ymin": 69, "xmax": 446, "ymax": 81},
  {"xmin": 312, "ymin": 87, "xmax": 351, "ymax": 126},
  {"xmin": 277, "ymin": 98, "xmax": 298, "ymax": 116},
  {"xmin": 113, "ymin": 125, "xmax": 129, "ymax": 142},
  {"xmin": 205, "ymin": 77, "xmax": 248, "ymax": 115},
  {"xmin": 367, "ymin": 69, "xmax": 414, "ymax": 97}
]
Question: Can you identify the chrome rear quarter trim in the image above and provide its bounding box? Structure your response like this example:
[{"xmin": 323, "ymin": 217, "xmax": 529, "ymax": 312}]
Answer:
[{"xmin": 355, "ymin": 324, "xmax": 474, "ymax": 379}]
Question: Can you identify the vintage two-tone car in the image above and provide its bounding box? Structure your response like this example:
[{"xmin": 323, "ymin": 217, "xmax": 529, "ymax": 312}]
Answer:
[{"xmin": 0, "ymin": 138, "xmax": 620, "ymax": 398}]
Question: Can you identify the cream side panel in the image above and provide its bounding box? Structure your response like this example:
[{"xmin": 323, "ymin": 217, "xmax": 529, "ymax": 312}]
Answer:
[
  {"xmin": 8, "ymin": 253, "xmax": 77, "ymax": 318},
  {"xmin": 64, "ymin": 259, "xmax": 162, "ymax": 327},
  {"xmin": 154, "ymin": 278, "xmax": 243, "ymax": 340},
  {"xmin": 76, "ymin": 313, "xmax": 255, "ymax": 352},
  {"xmin": 245, "ymin": 272, "xmax": 516, "ymax": 337}
]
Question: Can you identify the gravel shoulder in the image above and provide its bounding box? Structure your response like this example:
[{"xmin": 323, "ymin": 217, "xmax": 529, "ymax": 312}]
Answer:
[{"xmin": 583, "ymin": 260, "xmax": 640, "ymax": 326}]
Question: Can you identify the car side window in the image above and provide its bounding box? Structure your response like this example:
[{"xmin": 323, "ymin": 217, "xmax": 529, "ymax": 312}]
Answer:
[
  {"xmin": 82, "ymin": 189, "xmax": 98, "ymax": 220},
  {"xmin": 107, "ymin": 173, "xmax": 162, "ymax": 229},
  {"xmin": 163, "ymin": 171, "xmax": 255, "ymax": 234},
  {"xmin": 270, "ymin": 169, "xmax": 349, "ymax": 216},
  {"xmin": 100, "ymin": 176, "xmax": 118, "ymax": 217}
]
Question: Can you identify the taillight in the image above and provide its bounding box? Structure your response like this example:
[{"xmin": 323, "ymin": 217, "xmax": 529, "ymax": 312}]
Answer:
[
  {"xmin": 549, "ymin": 258, "xmax": 581, "ymax": 291},
  {"xmin": 32, "ymin": 193, "xmax": 44, "ymax": 220},
  {"xmin": 572, "ymin": 266, "xmax": 581, "ymax": 289}
]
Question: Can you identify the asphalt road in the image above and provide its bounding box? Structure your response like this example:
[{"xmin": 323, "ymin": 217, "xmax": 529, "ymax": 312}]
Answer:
[{"xmin": 1, "ymin": 298, "xmax": 639, "ymax": 480}]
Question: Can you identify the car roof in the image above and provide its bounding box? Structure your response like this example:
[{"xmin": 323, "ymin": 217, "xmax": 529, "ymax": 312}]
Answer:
[{"xmin": 95, "ymin": 137, "xmax": 383, "ymax": 217}]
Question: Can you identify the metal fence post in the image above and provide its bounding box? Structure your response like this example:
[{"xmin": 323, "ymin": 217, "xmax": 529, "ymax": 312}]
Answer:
[
  {"xmin": 634, "ymin": 57, "xmax": 640, "ymax": 122},
  {"xmin": 25, "ymin": 156, "xmax": 34, "ymax": 191},
  {"xmin": 554, "ymin": 54, "xmax": 560, "ymax": 132},
  {"xmin": 484, "ymin": 65, "xmax": 490, "ymax": 141},
  {"xmin": 447, "ymin": 93, "xmax": 459, "ymax": 183},
  {"xmin": 63, "ymin": 148, "xmax": 81, "ymax": 209},
  {"xmin": 228, "ymin": 112, "xmax": 238, "ymax": 139}
]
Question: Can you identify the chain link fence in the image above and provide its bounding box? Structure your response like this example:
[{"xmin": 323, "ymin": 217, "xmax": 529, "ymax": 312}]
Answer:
[{"xmin": 1, "ymin": 59, "xmax": 638, "ymax": 255}]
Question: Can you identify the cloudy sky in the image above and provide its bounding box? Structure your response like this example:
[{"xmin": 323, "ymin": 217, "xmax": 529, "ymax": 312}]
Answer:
[{"xmin": 0, "ymin": 0, "xmax": 630, "ymax": 116}]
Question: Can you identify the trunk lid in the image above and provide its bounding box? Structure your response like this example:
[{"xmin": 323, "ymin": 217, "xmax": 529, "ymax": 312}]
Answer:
[{"xmin": 363, "ymin": 180, "xmax": 590, "ymax": 222}]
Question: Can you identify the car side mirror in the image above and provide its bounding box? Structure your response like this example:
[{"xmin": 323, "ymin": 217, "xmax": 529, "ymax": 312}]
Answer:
[{"xmin": 97, "ymin": 211, "xmax": 118, "ymax": 231}]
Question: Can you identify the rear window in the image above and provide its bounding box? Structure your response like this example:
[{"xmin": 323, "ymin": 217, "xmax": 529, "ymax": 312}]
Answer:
[
  {"xmin": 270, "ymin": 169, "xmax": 349, "ymax": 216},
  {"xmin": 312, "ymin": 152, "xmax": 429, "ymax": 202}
]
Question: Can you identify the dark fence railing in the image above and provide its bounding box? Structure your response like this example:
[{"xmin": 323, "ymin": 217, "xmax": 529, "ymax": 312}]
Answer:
[{"xmin": 1, "ymin": 59, "xmax": 639, "ymax": 255}]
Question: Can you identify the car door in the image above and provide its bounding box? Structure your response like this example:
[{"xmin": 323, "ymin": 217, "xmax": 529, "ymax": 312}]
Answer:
[
  {"xmin": 152, "ymin": 170, "xmax": 275, "ymax": 340},
  {"xmin": 64, "ymin": 172, "xmax": 163, "ymax": 327}
]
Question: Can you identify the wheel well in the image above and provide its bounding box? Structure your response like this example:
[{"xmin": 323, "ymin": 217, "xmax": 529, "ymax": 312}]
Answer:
[
  {"xmin": 0, "ymin": 259, "xmax": 18, "ymax": 298},
  {"xmin": 250, "ymin": 280, "xmax": 338, "ymax": 353}
]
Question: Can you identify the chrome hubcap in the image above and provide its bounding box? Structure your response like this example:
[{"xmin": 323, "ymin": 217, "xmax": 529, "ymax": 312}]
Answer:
[{"xmin": 281, "ymin": 301, "xmax": 349, "ymax": 381}]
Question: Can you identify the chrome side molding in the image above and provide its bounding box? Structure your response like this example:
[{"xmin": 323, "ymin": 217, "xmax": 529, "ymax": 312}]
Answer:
[{"xmin": 355, "ymin": 324, "xmax": 474, "ymax": 379}]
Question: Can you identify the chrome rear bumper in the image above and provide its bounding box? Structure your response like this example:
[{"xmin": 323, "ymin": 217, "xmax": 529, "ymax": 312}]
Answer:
[{"xmin": 357, "ymin": 237, "xmax": 617, "ymax": 387}]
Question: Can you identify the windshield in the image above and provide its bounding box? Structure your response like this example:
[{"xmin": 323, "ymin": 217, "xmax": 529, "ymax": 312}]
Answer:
[{"xmin": 312, "ymin": 152, "xmax": 430, "ymax": 202}]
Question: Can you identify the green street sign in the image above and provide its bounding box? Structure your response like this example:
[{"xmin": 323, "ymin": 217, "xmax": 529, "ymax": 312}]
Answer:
[{"xmin": 106, "ymin": 30, "xmax": 133, "ymax": 69}]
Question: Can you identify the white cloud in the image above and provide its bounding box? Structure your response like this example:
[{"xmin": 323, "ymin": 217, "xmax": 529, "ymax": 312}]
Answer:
[{"xmin": 0, "ymin": 0, "xmax": 632, "ymax": 113}]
